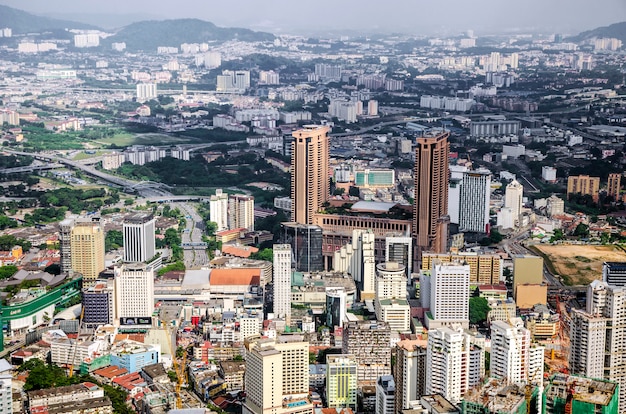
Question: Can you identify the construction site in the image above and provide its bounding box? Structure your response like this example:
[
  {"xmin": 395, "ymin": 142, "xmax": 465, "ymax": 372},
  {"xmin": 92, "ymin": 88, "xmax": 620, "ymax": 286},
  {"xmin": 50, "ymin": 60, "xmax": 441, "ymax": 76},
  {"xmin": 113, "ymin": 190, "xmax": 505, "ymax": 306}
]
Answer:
[
  {"xmin": 461, "ymin": 378, "xmax": 540, "ymax": 414},
  {"xmin": 543, "ymin": 374, "xmax": 619, "ymax": 414}
]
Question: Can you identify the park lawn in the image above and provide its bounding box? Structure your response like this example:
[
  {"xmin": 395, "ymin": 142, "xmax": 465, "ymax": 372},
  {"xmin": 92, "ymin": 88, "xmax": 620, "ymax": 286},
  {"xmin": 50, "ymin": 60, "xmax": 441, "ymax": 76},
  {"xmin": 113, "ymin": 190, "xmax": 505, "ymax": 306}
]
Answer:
[{"xmin": 72, "ymin": 150, "xmax": 108, "ymax": 160}]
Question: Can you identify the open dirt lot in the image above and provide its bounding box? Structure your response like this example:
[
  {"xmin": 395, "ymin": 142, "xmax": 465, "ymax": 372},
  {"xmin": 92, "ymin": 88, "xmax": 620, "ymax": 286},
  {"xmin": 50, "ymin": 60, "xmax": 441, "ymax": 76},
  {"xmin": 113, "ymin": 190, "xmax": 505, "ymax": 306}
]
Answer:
[{"xmin": 532, "ymin": 244, "xmax": 626, "ymax": 285}]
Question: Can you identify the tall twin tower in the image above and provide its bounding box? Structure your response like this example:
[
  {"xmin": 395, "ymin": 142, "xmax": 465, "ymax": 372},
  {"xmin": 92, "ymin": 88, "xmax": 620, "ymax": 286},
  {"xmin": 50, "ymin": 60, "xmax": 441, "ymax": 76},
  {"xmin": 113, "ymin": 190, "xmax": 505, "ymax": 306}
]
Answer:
[{"xmin": 290, "ymin": 125, "xmax": 450, "ymax": 257}]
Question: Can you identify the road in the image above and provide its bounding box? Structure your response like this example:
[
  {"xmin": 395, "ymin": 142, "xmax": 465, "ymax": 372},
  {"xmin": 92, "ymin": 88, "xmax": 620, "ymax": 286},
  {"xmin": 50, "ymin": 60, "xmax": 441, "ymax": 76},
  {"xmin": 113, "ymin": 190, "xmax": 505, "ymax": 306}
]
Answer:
[{"xmin": 5, "ymin": 150, "xmax": 209, "ymax": 269}]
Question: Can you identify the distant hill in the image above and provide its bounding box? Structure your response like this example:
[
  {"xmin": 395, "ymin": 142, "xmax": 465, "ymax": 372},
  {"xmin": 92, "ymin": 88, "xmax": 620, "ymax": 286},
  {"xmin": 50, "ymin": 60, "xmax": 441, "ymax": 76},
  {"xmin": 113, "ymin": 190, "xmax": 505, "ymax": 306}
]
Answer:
[
  {"xmin": 103, "ymin": 19, "xmax": 275, "ymax": 51},
  {"xmin": 568, "ymin": 21, "xmax": 626, "ymax": 45},
  {"xmin": 0, "ymin": 5, "xmax": 100, "ymax": 34}
]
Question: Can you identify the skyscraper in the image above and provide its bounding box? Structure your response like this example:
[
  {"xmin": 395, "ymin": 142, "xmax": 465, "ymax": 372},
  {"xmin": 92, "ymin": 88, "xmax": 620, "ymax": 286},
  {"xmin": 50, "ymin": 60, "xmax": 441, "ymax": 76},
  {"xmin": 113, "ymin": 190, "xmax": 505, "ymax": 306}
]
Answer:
[
  {"xmin": 458, "ymin": 169, "xmax": 491, "ymax": 234},
  {"xmin": 210, "ymin": 189, "xmax": 228, "ymax": 232},
  {"xmin": 273, "ymin": 244, "xmax": 292, "ymax": 325},
  {"xmin": 70, "ymin": 219, "xmax": 105, "ymax": 286},
  {"xmin": 375, "ymin": 375, "xmax": 396, "ymax": 414},
  {"xmin": 228, "ymin": 194, "xmax": 255, "ymax": 232},
  {"xmin": 291, "ymin": 125, "xmax": 330, "ymax": 225},
  {"xmin": 123, "ymin": 213, "xmax": 156, "ymax": 263},
  {"xmin": 413, "ymin": 131, "xmax": 450, "ymax": 256}
]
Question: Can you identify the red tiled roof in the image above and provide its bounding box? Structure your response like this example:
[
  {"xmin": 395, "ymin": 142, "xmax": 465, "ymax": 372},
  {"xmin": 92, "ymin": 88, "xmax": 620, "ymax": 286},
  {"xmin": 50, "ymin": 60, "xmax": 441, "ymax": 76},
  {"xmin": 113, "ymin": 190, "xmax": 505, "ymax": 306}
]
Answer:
[{"xmin": 210, "ymin": 268, "xmax": 261, "ymax": 286}]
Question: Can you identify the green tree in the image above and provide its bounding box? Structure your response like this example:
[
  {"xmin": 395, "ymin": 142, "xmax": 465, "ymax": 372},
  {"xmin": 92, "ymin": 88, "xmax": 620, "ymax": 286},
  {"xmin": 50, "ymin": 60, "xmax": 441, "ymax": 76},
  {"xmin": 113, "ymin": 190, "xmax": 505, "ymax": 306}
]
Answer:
[
  {"xmin": 574, "ymin": 223, "xmax": 590, "ymax": 238},
  {"xmin": 105, "ymin": 230, "xmax": 123, "ymax": 251},
  {"xmin": 250, "ymin": 248, "xmax": 273, "ymax": 262},
  {"xmin": 44, "ymin": 263, "xmax": 61, "ymax": 276},
  {"xmin": 549, "ymin": 229, "xmax": 565, "ymax": 243},
  {"xmin": 0, "ymin": 265, "xmax": 18, "ymax": 279},
  {"xmin": 205, "ymin": 221, "xmax": 218, "ymax": 237},
  {"xmin": 469, "ymin": 297, "xmax": 491, "ymax": 326}
]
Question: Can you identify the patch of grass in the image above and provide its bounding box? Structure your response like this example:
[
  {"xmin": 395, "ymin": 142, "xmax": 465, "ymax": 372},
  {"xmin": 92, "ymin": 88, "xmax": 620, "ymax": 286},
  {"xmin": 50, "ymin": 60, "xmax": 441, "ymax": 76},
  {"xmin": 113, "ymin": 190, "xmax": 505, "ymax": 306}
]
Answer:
[
  {"xmin": 575, "ymin": 255, "xmax": 591, "ymax": 263},
  {"xmin": 72, "ymin": 150, "xmax": 108, "ymax": 161},
  {"xmin": 98, "ymin": 132, "xmax": 202, "ymax": 147}
]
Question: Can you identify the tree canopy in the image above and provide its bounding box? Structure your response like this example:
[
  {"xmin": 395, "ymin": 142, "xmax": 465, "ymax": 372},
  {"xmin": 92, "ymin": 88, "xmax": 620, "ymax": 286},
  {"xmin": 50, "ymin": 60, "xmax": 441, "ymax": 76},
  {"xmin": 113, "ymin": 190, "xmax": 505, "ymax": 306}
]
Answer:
[{"xmin": 469, "ymin": 296, "xmax": 491, "ymax": 326}]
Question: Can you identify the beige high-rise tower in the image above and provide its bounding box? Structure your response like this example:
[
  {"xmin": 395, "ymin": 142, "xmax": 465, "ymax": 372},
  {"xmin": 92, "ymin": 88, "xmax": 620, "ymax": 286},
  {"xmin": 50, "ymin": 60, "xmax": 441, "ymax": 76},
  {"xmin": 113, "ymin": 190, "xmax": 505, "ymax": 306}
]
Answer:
[
  {"xmin": 291, "ymin": 125, "xmax": 330, "ymax": 224},
  {"xmin": 70, "ymin": 220, "xmax": 105, "ymax": 286},
  {"xmin": 413, "ymin": 131, "xmax": 450, "ymax": 256}
]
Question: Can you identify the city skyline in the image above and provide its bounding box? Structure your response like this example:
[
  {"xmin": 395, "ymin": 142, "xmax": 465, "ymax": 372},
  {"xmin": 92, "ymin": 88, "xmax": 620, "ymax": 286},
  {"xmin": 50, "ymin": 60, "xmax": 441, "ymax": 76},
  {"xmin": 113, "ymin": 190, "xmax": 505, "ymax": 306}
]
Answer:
[{"xmin": 0, "ymin": 0, "xmax": 624, "ymax": 35}]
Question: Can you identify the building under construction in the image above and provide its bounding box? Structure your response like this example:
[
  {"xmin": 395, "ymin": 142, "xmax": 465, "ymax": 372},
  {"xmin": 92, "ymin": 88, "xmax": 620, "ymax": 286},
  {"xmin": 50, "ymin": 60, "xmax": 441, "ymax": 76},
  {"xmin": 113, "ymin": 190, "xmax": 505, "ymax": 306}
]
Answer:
[
  {"xmin": 461, "ymin": 378, "xmax": 539, "ymax": 414},
  {"xmin": 543, "ymin": 374, "xmax": 618, "ymax": 414}
]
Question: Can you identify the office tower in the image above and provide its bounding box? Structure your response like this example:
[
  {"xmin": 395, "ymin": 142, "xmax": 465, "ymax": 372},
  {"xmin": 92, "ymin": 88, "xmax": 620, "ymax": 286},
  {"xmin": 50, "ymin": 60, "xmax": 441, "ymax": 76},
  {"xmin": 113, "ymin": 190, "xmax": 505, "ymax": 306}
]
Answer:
[
  {"xmin": 326, "ymin": 288, "xmax": 347, "ymax": 329},
  {"xmin": 244, "ymin": 337, "xmax": 312, "ymax": 414},
  {"xmin": 394, "ymin": 341, "xmax": 427, "ymax": 412},
  {"xmin": 490, "ymin": 318, "xmax": 531, "ymax": 384},
  {"xmin": 290, "ymin": 125, "xmax": 330, "ymax": 225},
  {"xmin": 210, "ymin": 189, "xmax": 229, "ymax": 232},
  {"xmin": 281, "ymin": 223, "xmax": 324, "ymax": 272},
  {"xmin": 70, "ymin": 219, "xmax": 105, "ymax": 286},
  {"xmin": 375, "ymin": 262, "xmax": 406, "ymax": 300},
  {"xmin": 82, "ymin": 280, "xmax": 115, "ymax": 329},
  {"xmin": 114, "ymin": 263, "xmax": 154, "ymax": 322},
  {"xmin": 272, "ymin": 244, "xmax": 292, "ymax": 326},
  {"xmin": 376, "ymin": 375, "xmax": 395, "ymax": 414},
  {"xmin": 458, "ymin": 169, "xmax": 491, "ymax": 234},
  {"xmin": 123, "ymin": 213, "xmax": 155, "ymax": 263},
  {"xmin": 59, "ymin": 218, "xmax": 75, "ymax": 273},
  {"xmin": 136, "ymin": 83, "xmax": 157, "ymax": 102},
  {"xmin": 350, "ymin": 230, "xmax": 376, "ymax": 300},
  {"xmin": 228, "ymin": 194, "xmax": 255, "ymax": 232},
  {"xmin": 342, "ymin": 321, "xmax": 391, "ymax": 386},
  {"xmin": 385, "ymin": 236, "xmax": 412, "ymax": 276},
  {"xmin": 413, "ymin": 131, "xmax": 450, "ymax": 255},
  {"xmin": 326, "ymin": 355, "xmax": 358, "ymax": 410},
  {"xmin": 602, "ymin": 261, "xmax": 626, "ymax": 286},
  {"xmin": 504, "ymin": 179, "xmax": 524, "ymax": 227},
  {"xmin": 428, "ymin": 261, "xmax": 470, "ymax": 329}
]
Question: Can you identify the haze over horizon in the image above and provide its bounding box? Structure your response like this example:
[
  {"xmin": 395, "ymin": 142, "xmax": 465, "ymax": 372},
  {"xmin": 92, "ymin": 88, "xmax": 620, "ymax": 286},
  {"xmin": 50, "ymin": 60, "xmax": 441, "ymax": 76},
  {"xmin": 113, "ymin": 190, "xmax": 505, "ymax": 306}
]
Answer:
[{"xmin": 0, "ymin": 0, "xmax": 624, "ymax": 36}]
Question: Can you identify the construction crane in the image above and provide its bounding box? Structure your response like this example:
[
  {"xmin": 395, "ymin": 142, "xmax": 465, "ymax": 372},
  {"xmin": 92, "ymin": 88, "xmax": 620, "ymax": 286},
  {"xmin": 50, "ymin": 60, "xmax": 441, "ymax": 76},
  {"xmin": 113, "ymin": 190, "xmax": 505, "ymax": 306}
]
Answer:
[
  {"xmin": 68, "ymin": 305, "xmax": 85, "ymax": 378},
  {"xmin": 564, "ymin": 380, "xmax": 577, "ymax": 414},
  {"xmin": 161, "ymin": 318, "xmax": 186, "ymax": 409}
]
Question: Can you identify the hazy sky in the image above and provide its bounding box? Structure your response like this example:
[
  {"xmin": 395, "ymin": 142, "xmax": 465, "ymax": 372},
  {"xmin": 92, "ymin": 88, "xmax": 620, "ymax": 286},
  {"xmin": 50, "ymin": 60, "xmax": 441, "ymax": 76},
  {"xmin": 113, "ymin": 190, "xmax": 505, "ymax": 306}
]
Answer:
[{"xmin": 1, "ymin": 0, "xmax": 625, "ymax": 35}]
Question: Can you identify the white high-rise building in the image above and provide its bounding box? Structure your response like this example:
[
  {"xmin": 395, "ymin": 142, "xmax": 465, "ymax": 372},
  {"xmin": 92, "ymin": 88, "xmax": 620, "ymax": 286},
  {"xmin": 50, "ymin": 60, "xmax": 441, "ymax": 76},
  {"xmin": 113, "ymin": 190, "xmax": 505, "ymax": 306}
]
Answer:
[
  {"xmin": 244, "ymin": 337, "xmax": 312, "ymax": 414},
  {"xmin": 569, "ymin": 308, "xmax": 606, "ymax": 379},
  {"xmin": 228, "ymin": 194, "xmax": 255, "ymax": 232},
  {"xmin": 375, "ymin": 375, "xmax": 395, "ymax": 414},
  {"xmin": 259, "ymin": 70, "xmax": 280, "ymax": 85},
  {"xmin": 572, "ymin": 280, "xmax": 626, "ymax": 412},
  {"xmin": 504, "ymin": 179, "xmax": 524, "ymax": 227},
  {"xmin": 368, "ymin": 100, "xmax": 378, "ymax": 116},
  {"xmin": 490, "ymin": 318, "xmax": 533, "ymax": 384},
  {"xmin": 273, "ymin": 245, "xmax": 292, "ymax": 325},
  {"xmin": 375, "ymin": 262, "xmax": 406, "ymax": 300},
  {"xmin": 136, "ymin": 83, "xmax": 157, "ymax": 103},
  {"xmin": 0, "ymin": 359, "xmax": 11, "ymax": 414},
  {"xmin": 210, "ymin": 189, "xmax": 229, "ymax": 232},
  {"xmin": 428, "ymin": 261, "xmax": 470, "ymax": 329},
  {"xmin": 123, "ymin": 213, "xmax": 156, "ymax": 263},
  {"xmin": 74, "ymin": 33, "xmax": 100, "ymax": 48},
  {"xmin": 333, "ymin": 229, "xmax": 376, "ymax": 300},
  {"xmin": 114, "ymin": 263, "xmax": 155, "ymax": 322},
  {"xmin": 204, "ymin": 51, "xmax": 222, "ymax": 68},
  {"xmin": 425, "ymin": 327, "xmax": 464, "ymax": 404},
  {"xmin": 326, "ymin": 355, "xmax": 358, "ymax": 410},
  {"xmin": 458, "ymin": 169, "xmax": 491, "ymax": 233}
]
